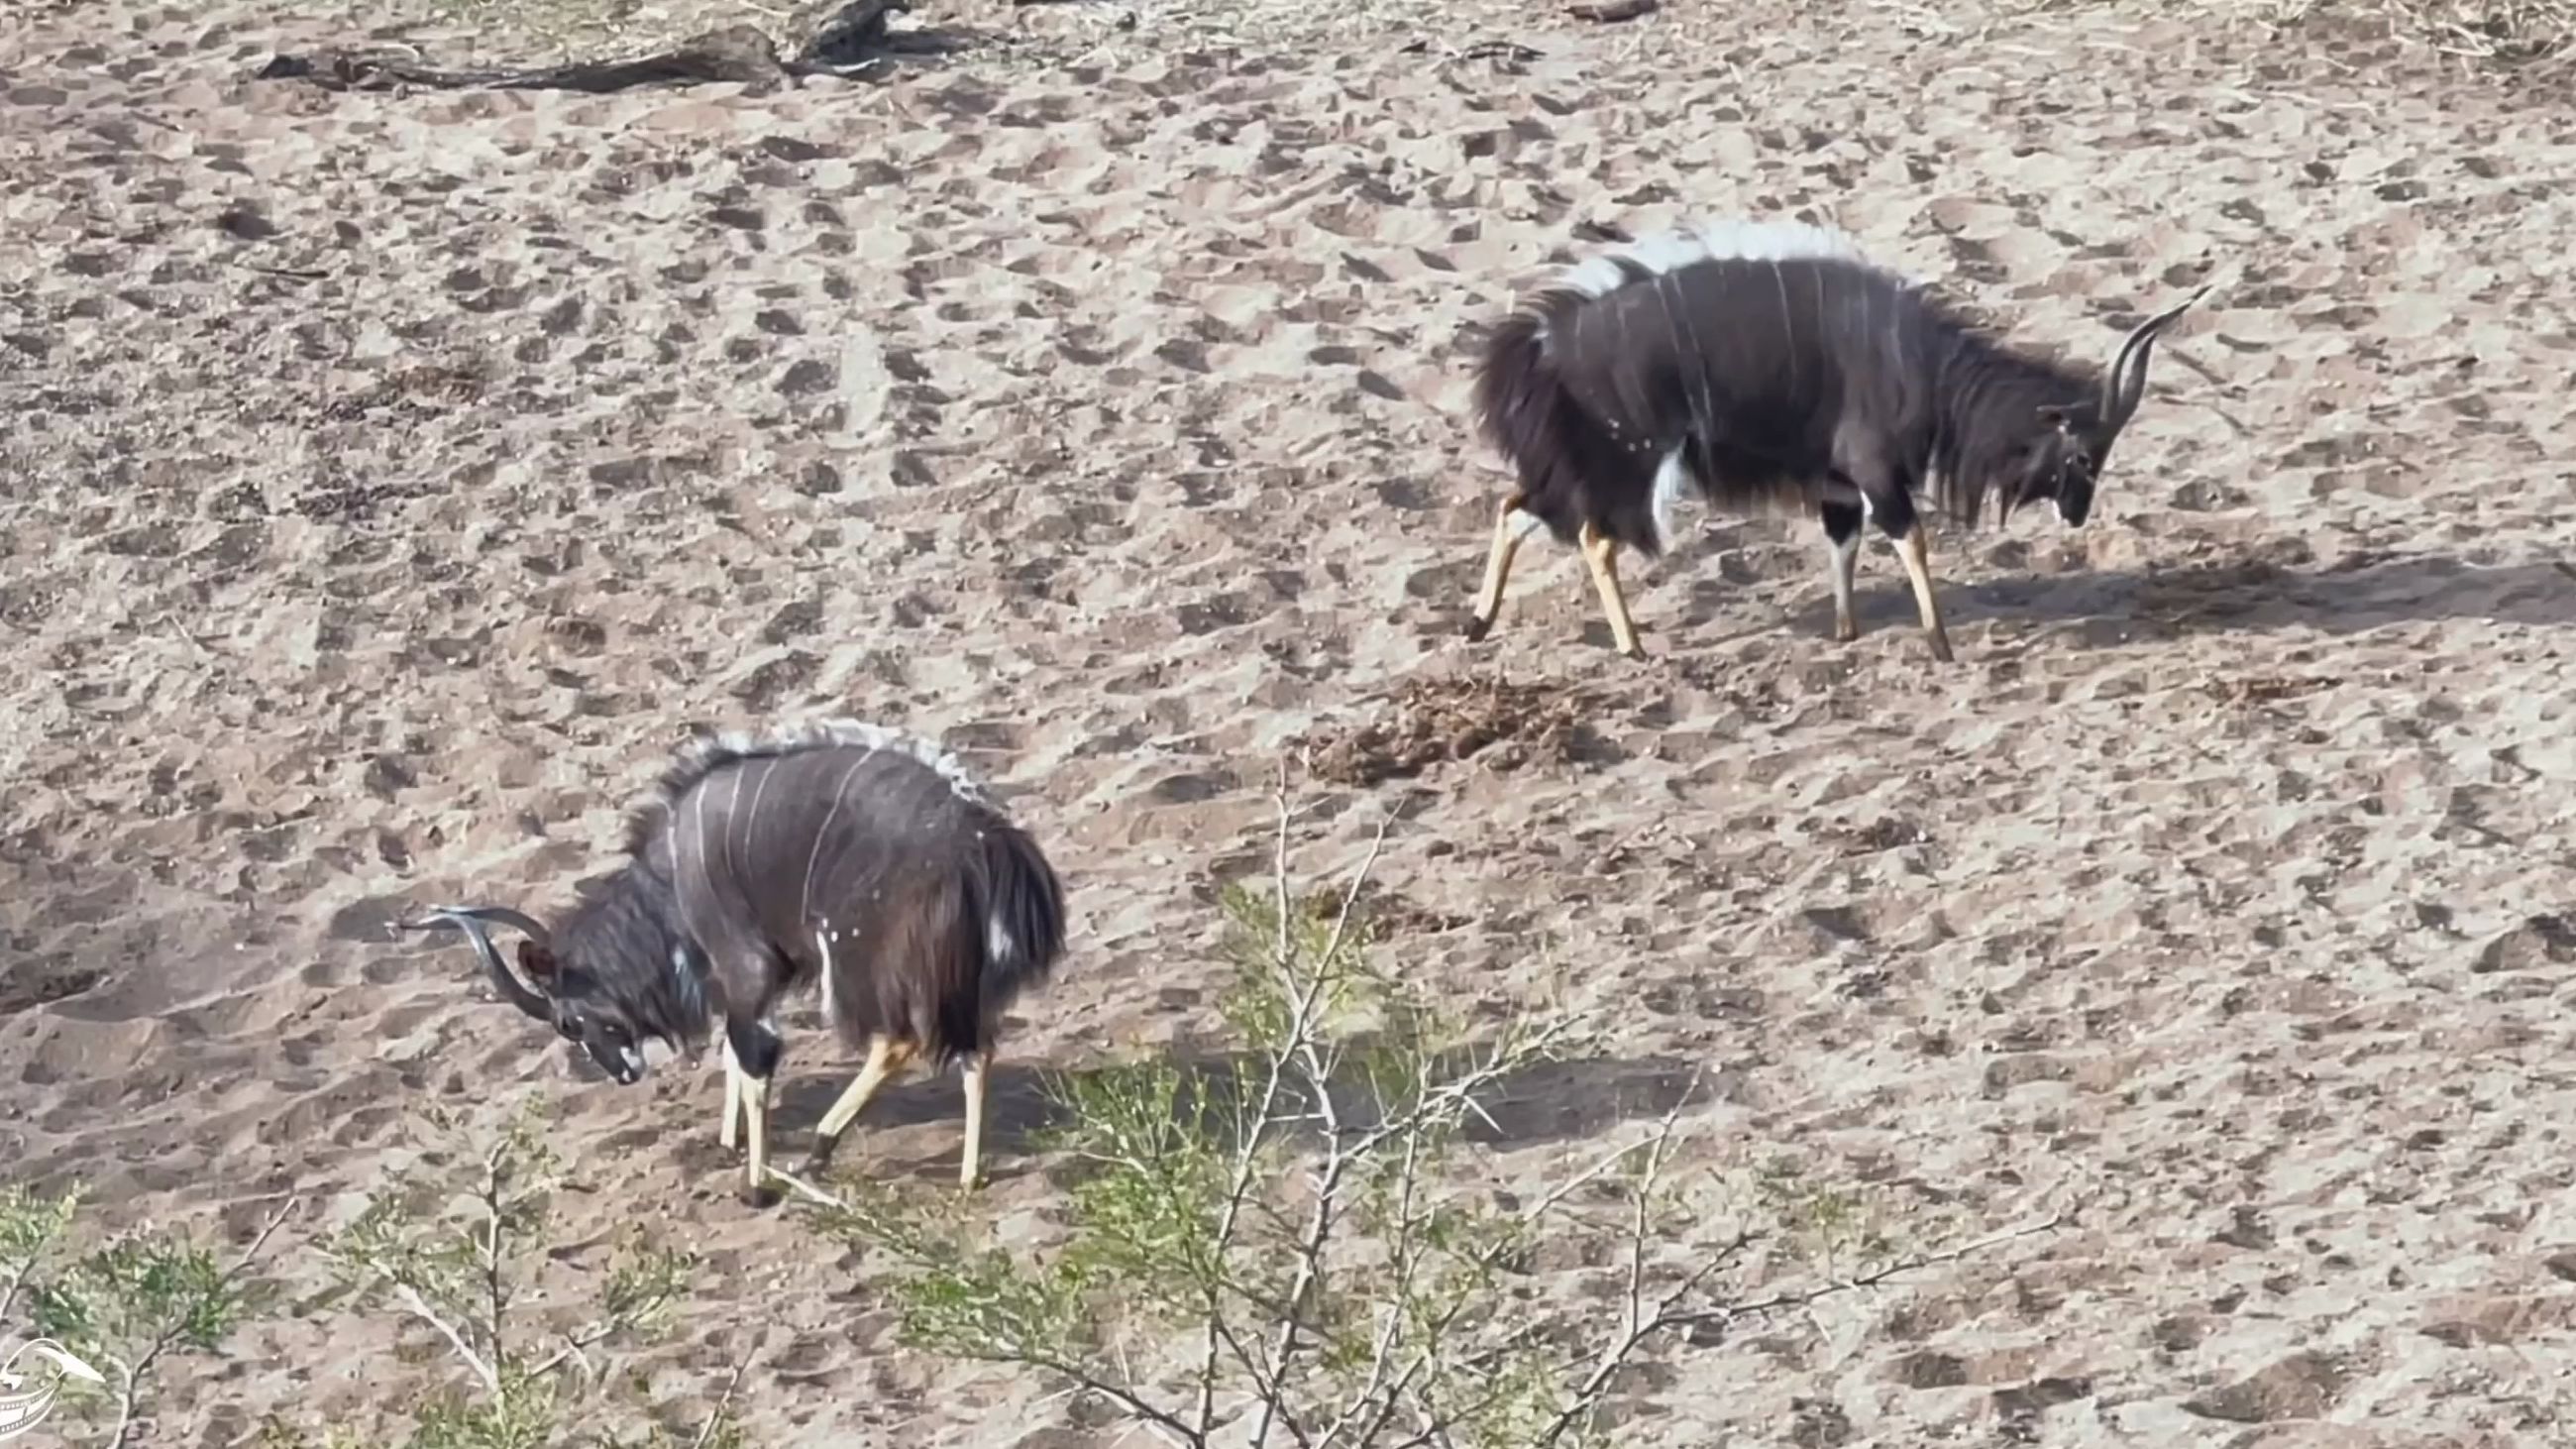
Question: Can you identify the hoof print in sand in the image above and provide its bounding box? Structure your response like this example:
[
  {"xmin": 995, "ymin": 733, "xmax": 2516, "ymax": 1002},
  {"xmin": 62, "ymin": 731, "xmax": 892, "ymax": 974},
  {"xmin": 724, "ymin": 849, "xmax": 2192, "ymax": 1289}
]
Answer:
[
  {"xmin": 2471, "ymin": 913, "xmax": 2576, "ymax": 973},
  {"xmin": 2181, "ymin": 1350, "xmax": 2354, "ymax": 1424}
]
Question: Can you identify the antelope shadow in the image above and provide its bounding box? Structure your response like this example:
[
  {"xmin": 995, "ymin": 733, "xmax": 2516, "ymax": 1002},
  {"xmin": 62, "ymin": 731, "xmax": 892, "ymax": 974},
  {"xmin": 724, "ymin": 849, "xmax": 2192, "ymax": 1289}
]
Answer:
[
  {"xmin": 1773, "ymin": 552, "xmax": 2575, "ymax": 642},
  {"xmin": 648, "ymin": 1040, "xmax": 1726, "ymax": 1185}
]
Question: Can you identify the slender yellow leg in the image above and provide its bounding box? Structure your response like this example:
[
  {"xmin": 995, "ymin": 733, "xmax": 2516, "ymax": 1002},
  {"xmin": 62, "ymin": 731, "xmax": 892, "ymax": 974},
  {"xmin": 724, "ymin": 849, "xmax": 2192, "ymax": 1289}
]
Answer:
[
  {"xmin": 1893, "ymin": 528, "xmax": 1955, "ymax": 663},
  {"xmin": 1825, "ymin": 522, "xmax": 1862, "ymax": 643},
  {"xmin": 960, "ymin": 1050, "xmax": 994, "ymax": 1189},
  {"xmin": 1464, "ymin": 493, "xmax": 1536, "ymax": 642},
  {"xmin": 741, "ymin": 1069, "xmax": 776, "ymax": 1206},
  {"xmin": 1578, "ymin": 521, "xmax": 1645, "ymax": 659},
  {"xmin": 805, "ymin": 1036, "xmax": 916, "ymax": 1170},
  {"xmin": 718, "ymin": 1040, "xmax": 743, "ymax": 1150}
]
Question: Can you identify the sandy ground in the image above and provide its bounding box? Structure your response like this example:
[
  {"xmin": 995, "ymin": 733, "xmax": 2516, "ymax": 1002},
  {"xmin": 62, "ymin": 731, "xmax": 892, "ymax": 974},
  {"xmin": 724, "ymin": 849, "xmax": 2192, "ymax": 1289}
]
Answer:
[{"xmin": 5, "ymin": 0, "xmax": 2576, "ymax": 1442}]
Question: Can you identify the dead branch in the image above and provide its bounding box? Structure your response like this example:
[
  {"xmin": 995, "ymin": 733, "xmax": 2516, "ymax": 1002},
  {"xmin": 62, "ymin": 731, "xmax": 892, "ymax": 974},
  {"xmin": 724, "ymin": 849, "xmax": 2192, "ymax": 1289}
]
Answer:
[
  {"xmin": 251, "ymin": 3, "xmax": 921, "ymax": 96},
  {"xmin": 1567, "ymin": 0, "xmax": 1659, "ymax": 21}
]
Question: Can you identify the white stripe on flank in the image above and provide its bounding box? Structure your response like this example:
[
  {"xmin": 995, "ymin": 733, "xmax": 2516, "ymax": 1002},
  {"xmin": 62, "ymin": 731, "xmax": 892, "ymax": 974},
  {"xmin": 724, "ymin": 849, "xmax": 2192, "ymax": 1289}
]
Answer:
[
  {"xmin": 799, "ymin": 747, "xmax": 879, "ymax": 927},
  {"xmin": 720, "ymin": 764, "xmax": 746, "ymax": 887},
  {"xmin": 1656, "ymin": 271, "xmax": 1717, "ymax": 446},
  {"xmin": 737, "ymin": 758, "xmax": 776, "ymax": 890},
  {"xmin": 681, "ymin": 775, "xmax": 713, "ymax": 944}
]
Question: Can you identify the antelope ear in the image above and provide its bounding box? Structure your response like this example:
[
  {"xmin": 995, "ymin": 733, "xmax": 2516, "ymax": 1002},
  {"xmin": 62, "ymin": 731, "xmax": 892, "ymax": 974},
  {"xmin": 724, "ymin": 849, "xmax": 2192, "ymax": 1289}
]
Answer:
[{"xmin": 517, "ymin": 941, "xmax": 562, "ymax": 983}]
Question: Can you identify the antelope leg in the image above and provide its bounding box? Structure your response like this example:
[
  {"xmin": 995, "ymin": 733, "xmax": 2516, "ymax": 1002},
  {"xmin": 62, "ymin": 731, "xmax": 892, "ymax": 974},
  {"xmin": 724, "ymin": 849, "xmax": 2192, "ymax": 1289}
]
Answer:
[
  {"xmin": 1464, "ymin": 493, "xmax": 1539, "ymax": 642},
  {"xmin": 1821, "ymin": 501, "xmax": 1865, "ymax": 644},
  {"xmin": 718, "ymin": 1039, "xmax": 743, "ymax": 1151},
  {"xmin": 726, "ymin": 1015, "xmax": 786, "ymax": 1208},
  {"xmin": 1578, "ymin": 520, "xmax": 1646, "ymax": 659},
  {"xmin": 741, "ymin": 1069, "xmax": 776, "ymax": 1207},
  {"xmin": 805, "ymin": 1036, "xmax": 915, "ymax": 1171},
  {"xmin": 1893, "ymin": 526, "xmax": 1955, "ymax": 663},
  {"xmin": 960, "ymin": 1049, "xmax": 993, "ymax": 1189}
]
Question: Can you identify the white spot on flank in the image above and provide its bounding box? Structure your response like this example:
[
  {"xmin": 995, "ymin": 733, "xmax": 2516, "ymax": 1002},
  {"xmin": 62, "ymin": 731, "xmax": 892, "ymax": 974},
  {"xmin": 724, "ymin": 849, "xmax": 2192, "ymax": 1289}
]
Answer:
[
  {"xmin": 1650, "ymin": 448, "xmax": 1692, "ymax": 554},
  {"xmin": 817, "ymin": 927, "xmax": 839, "ymax": 1022}
]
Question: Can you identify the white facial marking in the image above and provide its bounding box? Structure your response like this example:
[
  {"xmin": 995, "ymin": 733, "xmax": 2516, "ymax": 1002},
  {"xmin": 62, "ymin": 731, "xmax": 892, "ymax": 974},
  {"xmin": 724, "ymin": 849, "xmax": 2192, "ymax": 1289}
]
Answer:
[{"xmin": 620, "ymin": 1045, "xmax": 647, "ymax": 1078}]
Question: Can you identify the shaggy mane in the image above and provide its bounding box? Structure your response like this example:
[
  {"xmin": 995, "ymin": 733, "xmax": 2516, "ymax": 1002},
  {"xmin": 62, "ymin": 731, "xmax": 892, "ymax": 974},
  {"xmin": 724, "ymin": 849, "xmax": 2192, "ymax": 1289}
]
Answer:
[
  {"xmin": 1538, "ymin": 217, "xmax": 2086, "ymax": 380},
  {"xmin": 615, "ymin": 717, "xmax": 990, "ymax": 858}
]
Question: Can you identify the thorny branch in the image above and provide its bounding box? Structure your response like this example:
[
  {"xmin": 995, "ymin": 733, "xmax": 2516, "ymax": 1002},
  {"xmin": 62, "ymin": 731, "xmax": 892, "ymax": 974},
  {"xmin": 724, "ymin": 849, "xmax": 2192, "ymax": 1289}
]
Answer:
[
  {"xmin": 688, "ymin": 1350, "xmax": 755, "ymax": 1449},
  {"xmin": 1664, "ymin": 1212, "xmax": 2069, "ymax": 1330},
  {"xmin": 808, "ymin": 772, "xmax": 2068, "ymax": 1448},
  {"xmin": 104, "ymin": 1196, "xmax": 299, "ymax": 1449},
  {"xmin": 768, "ymin": 1166, "xmax": 1199, "ymax": 1449},
  {"xmin": 0, "ymin": 1191, "xmax": 73, "ymax": 1326},
  {"xmin": 1190, "ymin": 776, "xmax": 1336, "ymax": 1443},
  {"xmin": 1248, "ymin": 788, "xmax": 1403, "ymax": 1449},
  {"xmin": 390, "ymin": 1281, "xmax": 500, "ymax": 1395},
  {"xmin": 479, "ymin": 1139, "xmax": 510, "ymax": 1381}
]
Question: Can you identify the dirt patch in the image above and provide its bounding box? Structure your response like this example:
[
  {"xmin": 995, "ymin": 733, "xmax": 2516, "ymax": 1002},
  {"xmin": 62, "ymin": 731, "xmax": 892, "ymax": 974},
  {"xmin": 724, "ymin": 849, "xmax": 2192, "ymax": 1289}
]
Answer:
[
  {"xmin": 2202, "ymin": 673, "xmax": 2336, "ymax": 707},
  {"xmin": 1301, "ymin": 673, "xmax": 1606, "ymax": 787}
]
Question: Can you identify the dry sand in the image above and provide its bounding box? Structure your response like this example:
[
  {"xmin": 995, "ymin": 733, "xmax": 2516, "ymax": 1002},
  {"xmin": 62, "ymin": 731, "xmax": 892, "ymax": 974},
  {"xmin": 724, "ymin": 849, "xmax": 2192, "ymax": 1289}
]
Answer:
[{"xmin": 4, "ymin": 0, "xmax": 2575, "ymax": 1442}]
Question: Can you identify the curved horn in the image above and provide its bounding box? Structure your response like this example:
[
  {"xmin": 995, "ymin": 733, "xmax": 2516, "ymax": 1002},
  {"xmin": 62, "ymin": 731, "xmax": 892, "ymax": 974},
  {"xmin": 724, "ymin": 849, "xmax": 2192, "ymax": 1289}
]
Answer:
[
  {"xmin": 2102, "ymin": 284, "xmax": 2210, "ymax": 435},
  {"xmin": 394, "ymin": 904, "xmax": 555, "ymax": 1021}
]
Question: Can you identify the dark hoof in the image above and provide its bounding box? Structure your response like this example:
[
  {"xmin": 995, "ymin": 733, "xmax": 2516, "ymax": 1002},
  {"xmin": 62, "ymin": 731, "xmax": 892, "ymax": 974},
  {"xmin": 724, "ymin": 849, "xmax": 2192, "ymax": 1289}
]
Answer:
[
  {"xmin": 742, "ymin": 1181, "xmax": 783, "ymax": 1210},
  {"xmin": 805, "ymin": 1134, "xmax": 842, "ymax": 1174},
  {"xmin": 1462, "ymin": 615, "xmax": 1492, "ymax": 642}
]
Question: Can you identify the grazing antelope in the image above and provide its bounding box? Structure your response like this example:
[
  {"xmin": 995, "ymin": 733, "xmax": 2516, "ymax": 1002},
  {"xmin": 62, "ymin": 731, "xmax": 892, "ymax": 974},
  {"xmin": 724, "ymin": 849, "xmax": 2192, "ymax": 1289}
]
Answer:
[
  {"xmin": 1463, "ymin": 217, "xmax": 2205, "ymax": 661},
  {"xmin": 398, "ymin": 718, "xmax": 1067, "ymax": 1206}
]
